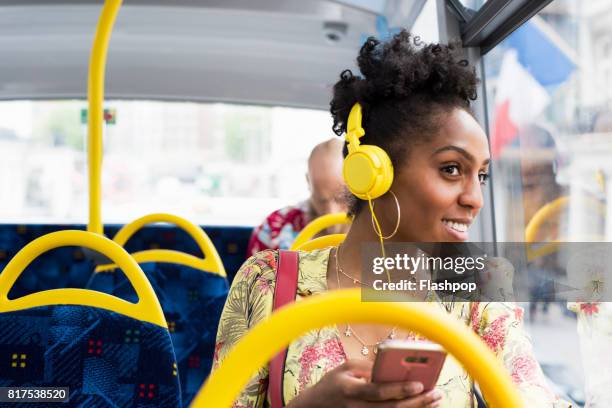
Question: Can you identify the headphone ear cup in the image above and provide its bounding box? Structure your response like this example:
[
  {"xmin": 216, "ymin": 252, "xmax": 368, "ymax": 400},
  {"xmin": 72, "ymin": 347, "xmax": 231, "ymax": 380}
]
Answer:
[{"xmin": 343, "ymin": 145, "xmax": 393, "ymax": 200}]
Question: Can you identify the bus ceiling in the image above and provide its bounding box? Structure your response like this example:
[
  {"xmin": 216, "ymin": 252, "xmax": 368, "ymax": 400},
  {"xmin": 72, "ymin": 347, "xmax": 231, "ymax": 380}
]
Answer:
[{"xmin": 0, "ymin": 0, "xmax": 428, "ymax": 110}]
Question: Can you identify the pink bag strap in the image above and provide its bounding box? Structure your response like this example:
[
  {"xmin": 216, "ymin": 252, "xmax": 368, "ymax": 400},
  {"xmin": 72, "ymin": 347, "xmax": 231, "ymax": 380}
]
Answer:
[{"xmin": 269, "ymin": 250, "xmax": 299, "ymax": 408}]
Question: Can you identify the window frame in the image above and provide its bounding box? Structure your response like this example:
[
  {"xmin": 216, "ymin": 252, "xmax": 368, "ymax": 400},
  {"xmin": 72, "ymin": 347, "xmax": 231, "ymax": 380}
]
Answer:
[
  {"xmin": 436, "ymin": 0, "xmax": 555, "ymax": 244},
  {"xmin": 446, "ymin": 0, "xmax": 555, "ymax": 54}
]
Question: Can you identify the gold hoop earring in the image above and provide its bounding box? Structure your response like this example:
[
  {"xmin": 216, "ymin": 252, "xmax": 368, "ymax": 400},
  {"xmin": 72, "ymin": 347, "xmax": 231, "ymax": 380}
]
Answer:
[{"xmin": 370, "ymin": 190, "xmax": 401, "ymax": 239}]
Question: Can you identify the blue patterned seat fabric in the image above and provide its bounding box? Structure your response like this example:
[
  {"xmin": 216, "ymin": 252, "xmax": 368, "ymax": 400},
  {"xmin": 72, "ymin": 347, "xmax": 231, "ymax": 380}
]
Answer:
[
  {"xmin": 87, "ymin": 262, "xmax": 229, "ymax": 406},
  {"xmin": 0, "ymin": 224, "xmax": 253, "ymax": 285},
  {"xmin": 0, "ymin": 305, "xmax": 181, "ymax": 407}
]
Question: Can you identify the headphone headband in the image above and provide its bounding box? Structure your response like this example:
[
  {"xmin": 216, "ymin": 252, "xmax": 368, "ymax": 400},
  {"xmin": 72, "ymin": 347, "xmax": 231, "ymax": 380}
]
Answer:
[
  {"xmin": 346, "ymin": 103, "xmax": 365, "ymax": 153},
  {"xmin": 342, "ymin": 103, "xmax": 394, "ymax": 200}
]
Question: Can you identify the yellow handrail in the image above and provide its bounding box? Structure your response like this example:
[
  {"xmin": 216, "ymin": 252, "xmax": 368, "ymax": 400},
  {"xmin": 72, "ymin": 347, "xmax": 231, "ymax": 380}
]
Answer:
[
  {"xmin": 525, "ymin": 197, "xmax": 569, "ymax": 243},
  {"xmin": 0, "ymin": 230, "xmax": 166, "ymax": 328},
  {"xmin": 88, "ymin": 0, "xmax": 122, "ymax": 234},
  {"xmin": 525, "ymin": 196, "xmax": 606, "ymax": 260},
  {"xmin": 97, "ymin": 213, "xmax": 225, "ymax": 276},
  {"xmin": 193, "ymin": 289, "xmax": 522, "ymax": 407},
  {"xmin": 294, "ymin": 234, "xmax": 345, "ymax": 251},
  {"xmin": 290, "ymin": 213, "xmax": 351, "ymax": 250}
]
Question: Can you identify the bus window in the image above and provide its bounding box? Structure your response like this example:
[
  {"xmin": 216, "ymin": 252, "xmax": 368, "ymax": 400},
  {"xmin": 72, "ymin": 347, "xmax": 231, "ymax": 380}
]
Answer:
[
  {"xmin": 0, "ymin": 100, "xmax": 332, "ymax": 226},
  {"xmin": 484, "ymin": 0, "xmax": 612, "ymax": 404},
  {"xmin": 2, "ymin": 0, "xmax": 605, "ymax": 406}
]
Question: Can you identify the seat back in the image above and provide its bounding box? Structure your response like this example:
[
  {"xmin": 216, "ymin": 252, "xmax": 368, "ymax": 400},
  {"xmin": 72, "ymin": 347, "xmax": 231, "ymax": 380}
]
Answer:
[
  {"xmin": 88, "ymin": 262, "xmax": 228, "ymax": 405},
  {"xmin": 294, "ymin": 233, "xmax": 346, "ymax": 251},
  {"xmin": 0, "ymin": 227, "xmax": 94, "ymax": 299},
  {"xmin": 0, "ymin": 305, "xmax": 181, "ymax": 407},
  {"xmin": 290, "ymin": 213, "xmax": 351, "ymax": 250},
  {"xmin": 103, "ymin": 213, "xmax": 226, "ymax": 277},
  {"xmin": 0, "ymin": 230, "xmax": 182, "ymax": 407},
  {"xmin": 89, "ymin": 214, "xmax": 230, "ymax": 405}
]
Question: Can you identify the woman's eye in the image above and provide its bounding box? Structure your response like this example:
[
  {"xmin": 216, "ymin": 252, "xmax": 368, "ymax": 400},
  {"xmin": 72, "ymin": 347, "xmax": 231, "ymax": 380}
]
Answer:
[
  {"xmin": 441, "ymin": 165, "xmax": 460, "ymax": 176},
  {"xmin": 479, "ymin": 173, "xmax": 490, "ymax": 185}
]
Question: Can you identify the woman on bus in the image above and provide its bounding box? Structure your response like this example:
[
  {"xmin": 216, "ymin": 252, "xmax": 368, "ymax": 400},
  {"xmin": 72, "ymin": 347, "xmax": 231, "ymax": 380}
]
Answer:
[{"xmin": 214, "ymin": 31, "xmax": 569, "ymax": 407}]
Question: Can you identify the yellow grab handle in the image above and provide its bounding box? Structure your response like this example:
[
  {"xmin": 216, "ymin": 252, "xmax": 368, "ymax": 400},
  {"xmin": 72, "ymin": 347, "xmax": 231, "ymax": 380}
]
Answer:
[
  {"xmin": 0, "ymin": 230, "xmax": 166, "ymax": 328},
  {"xmin": 526, "ymin": 195, "xmax": 606, "ymax": 241},
  {"xmin": 111, "ymin": 213, "xmax": 225, "ymax": 276},
  {"xmin": 524, "ymin": 198, "xmax": 567, "ymax": 261},
  {"xmin": 193, "ymin": 289, "xmax": 523, "ymax": 408},
  {"xmin": 96, "ymin": 249, "xmax": 224, "ymax": 276},
  {"xmin": 290, "ymin": 213, "xmax": 351, "ymax": 250},
  {"xmin": 525, "ymin": 196, "xmax": 606, "ymax": 261},
  {"xmin": 294, "ymin": 234, "xmax": 345, "ymax": 251},
  {"xmin": 88, "ymin": 0, "xmax": 122, "ymax": 234},
  {"xmin": 525, "ymin": 197, "xmax": 569, "ymax": 243}
]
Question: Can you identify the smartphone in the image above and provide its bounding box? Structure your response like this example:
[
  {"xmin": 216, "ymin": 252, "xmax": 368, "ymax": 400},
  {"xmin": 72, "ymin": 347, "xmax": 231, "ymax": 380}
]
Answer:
[{"xmin": 371, "ymin": 340, "xmax": 447, "ymax": 391}]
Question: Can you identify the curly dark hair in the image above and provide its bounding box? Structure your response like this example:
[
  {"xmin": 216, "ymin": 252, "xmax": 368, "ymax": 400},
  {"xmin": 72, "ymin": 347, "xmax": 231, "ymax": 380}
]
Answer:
[{"xmin": 330, "ymin": 30, "xmax": 479, "ymax": 215}]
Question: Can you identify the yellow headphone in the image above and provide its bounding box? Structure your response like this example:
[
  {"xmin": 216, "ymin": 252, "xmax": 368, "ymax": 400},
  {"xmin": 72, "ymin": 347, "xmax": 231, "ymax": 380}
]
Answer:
[{"xmin": 343, "ymin": 103, "xmax": 394, "ymax": 200}]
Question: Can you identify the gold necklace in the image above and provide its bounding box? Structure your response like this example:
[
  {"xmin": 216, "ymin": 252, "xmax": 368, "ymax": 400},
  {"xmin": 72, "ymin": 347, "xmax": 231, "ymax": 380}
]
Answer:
[
  {"xmin": 334, "ymin": 246, "xmax": 396, "ymax": 356},
  {"xmin": 342, "ymin": 325, "xmax": 396, "ymax": 356},
  {"xmin": 334, "ymin": 245, "xmax": 367, "ymax": 287}
]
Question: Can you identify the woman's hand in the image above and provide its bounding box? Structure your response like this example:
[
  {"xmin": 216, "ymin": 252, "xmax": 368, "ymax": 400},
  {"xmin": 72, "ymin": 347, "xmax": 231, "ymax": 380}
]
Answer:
[{"xmin": 287, "ymin": 359, "xmax": 443, "ymax": 408}]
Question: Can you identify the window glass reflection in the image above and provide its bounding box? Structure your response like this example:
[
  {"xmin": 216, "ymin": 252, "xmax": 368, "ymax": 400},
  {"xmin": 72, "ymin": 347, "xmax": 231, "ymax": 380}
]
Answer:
[
  {"xmin": 0, "ymin": 100, "xmax": 331, "ymax": 226},
  {"xmin": 484, "ymin": 1, "xmax": 612, "ymax": 405}
]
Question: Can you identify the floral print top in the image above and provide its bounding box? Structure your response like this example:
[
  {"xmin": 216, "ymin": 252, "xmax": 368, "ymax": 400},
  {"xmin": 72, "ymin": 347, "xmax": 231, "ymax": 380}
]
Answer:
[
  {"xmin": 213, "ymin": 248, "xmax": 571, "ymax": 407},
  {"xmin": 246, "ymin": 201, "xmax": 311, "ymax": 257}
]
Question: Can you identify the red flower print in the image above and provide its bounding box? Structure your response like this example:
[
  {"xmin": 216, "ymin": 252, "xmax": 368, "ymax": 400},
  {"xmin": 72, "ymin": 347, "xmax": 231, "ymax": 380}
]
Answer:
[
  {"xmin": 213, "ymin": 342, "xmax": 223, "ymax": 364},
  {"xmin": 257, "ymin": 377, "xmax": 268, "ymax": 394},
  {"xmin": 510, "ymin": 355, "xmax": 538, "ymax": 384},
  {"xmin": 256, "ymin": 276, "xmax": 273, "ymax": 294},
  {"xmin": 241, "ymin": 266, "xmax": 254, "ymax": 279},
  {"xmin": 470, "ymin": 302, "xmax": 481, "ymax": 333},
  {"xmin": 481, "ymin": 314, "xmax": 508, "ymax": 352},
  {"xmin": 322, "ymin": 338, "xmax": 347, "ymax": 363},
  {"xmin": 262, "ymin": 251, "xmax": 277, "ymax": 269},
  {"xmin": 253, "ymin": 250, "xmax": 277, "ymax": 270},
  {"xmin": 514, "ymin": 307, "xmax": 524, "ymax": 322},
  {"xmin": 298, "ymin": 338, "xmax": 346, "ymax": 392},
  {"xmin": 580, "ymin": 302, "xmax": 600, "ymax": 315}
]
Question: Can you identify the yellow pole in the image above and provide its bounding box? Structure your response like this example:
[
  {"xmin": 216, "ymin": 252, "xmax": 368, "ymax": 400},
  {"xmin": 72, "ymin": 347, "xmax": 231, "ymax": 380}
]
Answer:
[{"xmin": 87, "ymin": 0, "xmax": 122, "ymax": 234}]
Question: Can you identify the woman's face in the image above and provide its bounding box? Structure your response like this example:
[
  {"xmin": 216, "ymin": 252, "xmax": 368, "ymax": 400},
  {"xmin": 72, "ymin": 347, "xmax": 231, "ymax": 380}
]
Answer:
[{"xmin": 380, "ymin": 108, "xmax": 490, "ymax": 242}]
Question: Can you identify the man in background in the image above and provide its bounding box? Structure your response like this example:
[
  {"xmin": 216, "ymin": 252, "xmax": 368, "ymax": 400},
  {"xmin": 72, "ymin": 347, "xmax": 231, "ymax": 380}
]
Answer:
[{"xmin": 247, "ymin": 138, "xmax": 348, "ymax": 256}]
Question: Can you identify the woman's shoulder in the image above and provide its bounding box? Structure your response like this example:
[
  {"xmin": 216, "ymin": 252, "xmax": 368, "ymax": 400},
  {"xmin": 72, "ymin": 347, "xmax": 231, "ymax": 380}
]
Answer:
[
  {"xmin": 243, "ymin": 247, "xmax": 330, "ymax": 270},
  {"xmin": 296, "ymin": 247, "xmax": 331, "ymax": 262},
  {"xmin": 234, "ymin": 249, "xmax": 279, "ymax": 284},
  {"xmin": 234, "ymin": 247, "xmax": 331, "ymax": 292}
]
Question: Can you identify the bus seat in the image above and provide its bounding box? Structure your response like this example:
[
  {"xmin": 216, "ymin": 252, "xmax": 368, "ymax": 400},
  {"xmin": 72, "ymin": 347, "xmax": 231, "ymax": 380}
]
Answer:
[
  {"xmin": 290, "ymin": 213, "xmax": 351, "ymax": 250},
  {"xmin": 0, "ymin": 228, "xmax": 26, "ymax": 262},
  {"xmin": 294, "ymin": 233, "xmax": 346, "ymax": 251},
  {"xmin": 88, "ymin": 262, "xmax": 228, "ymax": 405},
  {"xmin": 8, "ymin": 249, "xmax": 95, "ymax": 299},
  {"xmin": 0, "ymin": 305, "xmax": 182, "ymax": 407},
  {"xmin": 87, "ymin": 214, "xmax": 230, "ymax": 405},
  {"xmin": 0, "ymin": 226, "xmax": 95, "ymax": 299},
  {"xmin": 0, "ymin": 223, "xmax": 252, "ymax": 285},
  {"xmin": 0, "ymin": 231, "xmax": 182, "ymax": 407},
  {"xmin": 104, "ymin": 214, "xmax": 226, "ymax": 277}
]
